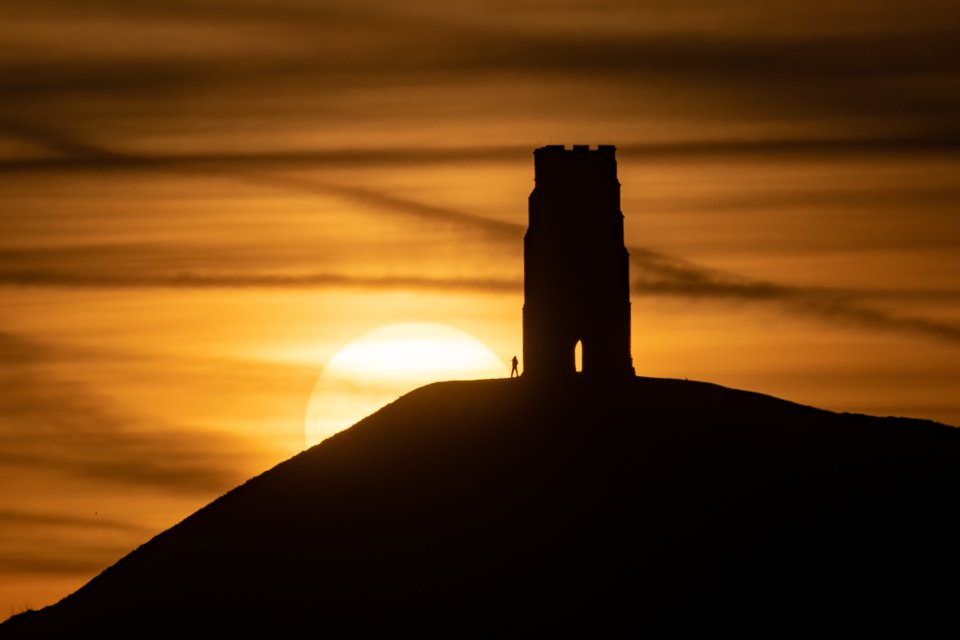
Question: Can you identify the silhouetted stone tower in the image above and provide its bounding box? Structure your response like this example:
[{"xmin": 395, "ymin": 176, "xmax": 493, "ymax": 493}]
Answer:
[{"xmin": 523, "ymin": 145, "xmax": 635, "ymax": 379}]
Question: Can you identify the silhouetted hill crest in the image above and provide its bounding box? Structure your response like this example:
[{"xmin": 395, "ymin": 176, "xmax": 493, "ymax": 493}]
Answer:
[{"xmin": 4, "ymin": 377, "xmax": 958, "ymax": 636}]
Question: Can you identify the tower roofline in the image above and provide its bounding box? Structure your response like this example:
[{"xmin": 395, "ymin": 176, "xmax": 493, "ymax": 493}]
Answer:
[{"xmin": 534, "ymin": 144, "xmax": 616, "ymax": 154}]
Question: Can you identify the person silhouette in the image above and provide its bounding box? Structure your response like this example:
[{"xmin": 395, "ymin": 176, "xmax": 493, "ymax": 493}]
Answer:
[{"xmin": 510, "ymin": 355, "xmax": 519, "ymax": 378}]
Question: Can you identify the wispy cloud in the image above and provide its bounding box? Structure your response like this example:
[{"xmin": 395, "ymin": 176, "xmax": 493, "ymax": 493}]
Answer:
[
  {"xmin": 4, "ymin": 4, "xmax": 959, "ymax": 145},
  {"xmin": 0, "ymin": 269, "xmax": 521, "ymax": 293},
  {"xmin": 2, "ymin": 3, "xmax": 959, "ymax": 347},
  {"xmin": 4, "ymin": 136, "xmax": 960, "ymax": 176},
  {"xmin": 631, "ymin": 248, "xmax": 956, "ymax": 303},
  {"xmin": 2, "ymin": 244, "xmax": 959, "ymax": 346},
  {"xmin": 240, "ymin": 174, "xmax": 521, "ymax": 238},
  {"xmin": 0, "ymin": 331, "xmax": 250, "ymax": 493},
  {"xmin": 631, "ymin": 248, "xmax": 960, "ymax": 343},
  {"xmin": 0, "ymin": 550, "xmax": 132, "ymax": 576},
  {"xmin": 3, "ymin": 116, "xmax": 960, "ymax": 347},
  {"xmin": 0, "ymin": 509, "xmax": 146, "ymax": 533}
]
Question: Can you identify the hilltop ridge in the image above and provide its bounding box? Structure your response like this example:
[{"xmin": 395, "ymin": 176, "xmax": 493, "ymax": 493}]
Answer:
[{"xmin": 4, "ymin": 377, "xmax": 959, "ymax": 636}]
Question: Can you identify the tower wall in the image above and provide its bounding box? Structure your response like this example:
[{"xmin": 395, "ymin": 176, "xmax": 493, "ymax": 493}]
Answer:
[{"xmin": 522, "ymin": 145, "xmax": 634, "ymax": 378}]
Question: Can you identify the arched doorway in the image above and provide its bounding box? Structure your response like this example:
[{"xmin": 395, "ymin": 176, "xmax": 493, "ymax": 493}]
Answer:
[{"xmin": 574, "ymin": 340, "xmax": 583, "ymax": 373}]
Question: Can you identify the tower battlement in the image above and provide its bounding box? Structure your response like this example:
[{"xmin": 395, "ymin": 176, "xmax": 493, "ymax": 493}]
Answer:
[
  {"xmin": 534, "ymin": 144, "xmax": 616, "ymax": 152},
  {"xmin": 523, "ymin": 145, "xmax": 634, "ymax": 379}
]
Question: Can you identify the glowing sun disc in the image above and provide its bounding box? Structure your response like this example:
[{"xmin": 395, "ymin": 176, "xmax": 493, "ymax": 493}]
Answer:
[{"xmin": 305, "ymin": 323, "xmax": 507, "ymax": 447}]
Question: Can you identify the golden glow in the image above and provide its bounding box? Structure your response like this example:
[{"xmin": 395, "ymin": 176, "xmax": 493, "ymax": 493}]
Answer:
[
  {"xmin": 305, "ymin": 323, "xmax": 507, "ymax": 447},
  {"xmin": 3, "ymin": 0, "xmax": 960, "ymax": 621}
]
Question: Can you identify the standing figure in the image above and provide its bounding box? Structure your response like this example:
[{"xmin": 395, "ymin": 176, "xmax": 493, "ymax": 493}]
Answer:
[{"xmin": 510, "ymin": 355, "xmax": 520, "ymax": 378}]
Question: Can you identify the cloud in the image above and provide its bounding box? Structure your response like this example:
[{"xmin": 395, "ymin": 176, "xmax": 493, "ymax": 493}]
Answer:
[
  {"xmin": 2, "ymin": 117, "xmax": 959, "ymax": 348},
  {"xmin": 0, "ymin": 551, "xmax": 130, "ymax": 577},
  {"xmin": 0, "ymin": 269, "xmax": 521, "ymax": 293},
  {"xmin": 2, "ymin": 35, "xmax": 959, "ymax": 349},
  {"xmin": 0, "ymin": 509, "xmax": 145, "ymax": 533},
  {"xmin": 240, "ymin": 174, "xmax": 522, "ymax": 238},
  {"xmin": 2, "ymin": 244, "xmax": 959, "ymax": 346},
  {"xmin": 631, "ymin": 247, "xmax": 960, "ymax": 303},
  {"xmin": 0, "ymin": 331, "xmax": 251, "ymax": 493},
  {"xmin": 631, "ymin": 248, "xmax": 960, "ymax": 343},
  {"xmin": 5, "ymin": 136, "xmax": 960, "ymax": 176},
  {"xmin": 4, "ymin": 3, "xmax": 960, "ymax": 160}
]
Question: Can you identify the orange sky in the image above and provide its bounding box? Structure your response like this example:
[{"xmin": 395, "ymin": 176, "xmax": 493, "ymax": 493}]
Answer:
[{"xmin": 2, "ymin": 0, "xmax": 960, "ymax": 618}]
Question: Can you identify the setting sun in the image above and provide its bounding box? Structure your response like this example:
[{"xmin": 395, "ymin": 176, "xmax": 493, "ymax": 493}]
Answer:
[{"xmin": 304, "ymin": 322, "xmax": 507, "ymax": 447}]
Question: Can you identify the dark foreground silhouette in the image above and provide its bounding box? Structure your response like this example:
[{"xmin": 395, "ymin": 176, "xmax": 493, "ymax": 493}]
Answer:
[{"xmin": 4, "ymin": 377, "xmax": 959, "ymax": 636}]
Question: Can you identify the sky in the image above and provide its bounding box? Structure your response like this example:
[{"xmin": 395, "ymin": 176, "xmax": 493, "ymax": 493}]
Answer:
[{"xmin": 2, "ymin": 0, "xmax": 960, "ymax": 617}]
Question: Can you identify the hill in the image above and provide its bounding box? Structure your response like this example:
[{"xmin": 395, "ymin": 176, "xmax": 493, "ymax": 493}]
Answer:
[{"xmin": 4, "ymin": 377, "xmax": 959, "ymax": 636}]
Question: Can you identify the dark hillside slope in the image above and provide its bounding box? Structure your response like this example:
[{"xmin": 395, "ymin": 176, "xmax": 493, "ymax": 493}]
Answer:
[{"xmin": 5, "ymin": 377, "xmax": 959, "ymax": 636}]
